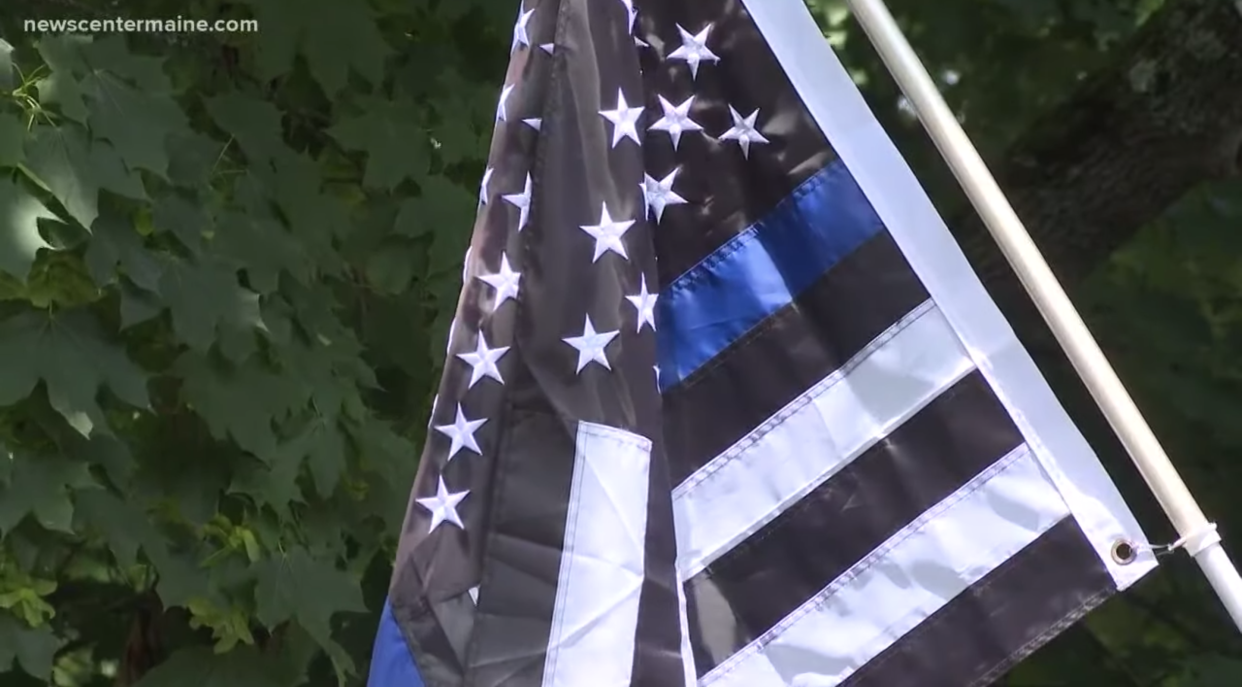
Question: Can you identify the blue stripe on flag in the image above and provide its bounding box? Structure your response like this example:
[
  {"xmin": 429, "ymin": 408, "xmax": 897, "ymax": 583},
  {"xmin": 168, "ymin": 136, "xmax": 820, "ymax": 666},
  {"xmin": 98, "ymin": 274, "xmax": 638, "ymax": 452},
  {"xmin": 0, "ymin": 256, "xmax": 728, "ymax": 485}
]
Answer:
[
  {"xmin": 366, "ymin": 599, "xmax": 424, "ymax": 687},
  {"xmin": 656, "ymin": 160, "xmax": 883, "ymax": 389}
]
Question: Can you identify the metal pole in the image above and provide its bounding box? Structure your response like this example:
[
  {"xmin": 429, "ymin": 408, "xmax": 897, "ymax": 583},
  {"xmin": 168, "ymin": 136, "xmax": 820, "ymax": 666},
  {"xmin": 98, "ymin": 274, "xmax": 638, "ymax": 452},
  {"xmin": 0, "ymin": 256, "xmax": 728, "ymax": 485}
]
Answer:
[{"xmin": 843, "ymin": 0, "xmax": 1242, "ymax": 630}]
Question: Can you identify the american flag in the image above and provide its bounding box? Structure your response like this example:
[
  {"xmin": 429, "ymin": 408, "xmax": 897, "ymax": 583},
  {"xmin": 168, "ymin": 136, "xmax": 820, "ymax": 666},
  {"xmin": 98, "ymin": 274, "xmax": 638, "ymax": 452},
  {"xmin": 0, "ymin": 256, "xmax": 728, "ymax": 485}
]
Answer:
[{"xmin": 367, "ymin": 0, "xmax": 1158, "ymax": 686}]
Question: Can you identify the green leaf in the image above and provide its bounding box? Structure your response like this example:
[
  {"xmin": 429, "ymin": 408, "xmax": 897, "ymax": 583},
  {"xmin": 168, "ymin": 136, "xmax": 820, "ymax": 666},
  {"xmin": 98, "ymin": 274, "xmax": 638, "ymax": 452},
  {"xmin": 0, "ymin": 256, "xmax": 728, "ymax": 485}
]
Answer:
[
  {"xmin": 0, "ymin": 39, "xmax": 13, "ymax": 92},
  {"xmin": 133, "ymin": 647, "xmax": 285, "ymax": 687},
  {"xmin": 0, "ymin": 308, "xmax": 150, "ymax": 436},
  {"xmin": 244, "ymin": 0, "xmax": 392, "ymax": 96},
  {"xmin": 0, "ymin": 612, "xmax": 62, "ymax": 679},
  {"xmin": 176, "ymin": 353, "xmax": 305, "ymax": 458},
  {"xmin": 152, "ymin": 193, "xmax": 210, "ymax": 252},
  {"xmin": 24, "ymin": 125, "xmax": 145, "ymax": 230},
  {"xmin": 158, "ymin": 257, "xmax": 265, "ymax": 352},
  {"xmin": 229, "ymin": 449, "xmax": 304, "ymax": 517},
  {"xmin": 73, "ymin": 489, "xmax": 165, "ymax": 568},
  {"xmin": 79, "ymin": 35, "xmax": 172, "ymax": 91},
  {"xmin": 253, "ymin": 547, "xmax": 365, "ymax": 647},
  {"xmin": 0, "ymin": 178, "xmax": 59, "ymax": 282},
  {"xmin": 404, "ymin": 173, "xmax": 471, "ymax": 238},
  {"xmin": 205, "ymin": 92, "xmax": 288, "ymax": 166},
  {"xmin": 0, "ymin": 451, "xmax": 96, "ymax": 535},
  {"xmin": 83, "ymin": 210, "xmax": 164, "ymax": 291},
  {"xmin": 213, "ymin": 207, "xmax": 310, "ymax": 295},
  {"xmin": 365, "ymin": 240, "xmax": 417, "ymax": 294},
  {"xmin": 329, "ymin": 95, "xmax": 429, "ymax": 191},
  {"xmin": 81, "ymin": 70, "xmax": 189, "ymax": 177},
  {"xmin": 0, "ymin": 112, "xmax": 26, "ymax": 168},
  {"xmin": 35, "ymin": 72, "xmax": 88, "ymax": 123}
]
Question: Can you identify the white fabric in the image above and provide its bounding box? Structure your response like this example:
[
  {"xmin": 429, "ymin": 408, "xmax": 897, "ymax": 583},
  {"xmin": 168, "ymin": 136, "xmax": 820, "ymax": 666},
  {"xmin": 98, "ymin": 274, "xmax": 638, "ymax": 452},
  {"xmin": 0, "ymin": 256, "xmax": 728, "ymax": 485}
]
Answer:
[
  {"xmin": 673, "ymin": 301, "xmax": 974, "ymax": 579},
  {"xmin": 740, "ymin": 0, "xmax": 1157, "ymax": 590},
  {"xmin": 703, "ymin": 446, "xmax": 1066, "ymax": 686},
  {"xmin": 542, "ymin": 422, "xmax": 652, "ymax": 687}
]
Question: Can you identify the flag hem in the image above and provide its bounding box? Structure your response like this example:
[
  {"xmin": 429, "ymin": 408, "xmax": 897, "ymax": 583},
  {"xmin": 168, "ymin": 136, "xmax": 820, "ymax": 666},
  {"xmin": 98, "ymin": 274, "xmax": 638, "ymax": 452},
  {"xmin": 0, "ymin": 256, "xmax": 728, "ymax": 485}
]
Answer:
[{"xmin": 739, "ymin": 0, "xmax": 1157, "ymax": 592}]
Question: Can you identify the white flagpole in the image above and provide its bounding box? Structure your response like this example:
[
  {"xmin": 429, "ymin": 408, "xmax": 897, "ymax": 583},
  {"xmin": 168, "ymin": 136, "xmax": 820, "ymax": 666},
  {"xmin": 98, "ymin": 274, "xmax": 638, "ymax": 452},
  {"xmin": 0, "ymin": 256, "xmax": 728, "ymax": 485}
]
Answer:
[{"xmin": 843, "ymin": 0, "xmax": 1242, "ymax": 631}]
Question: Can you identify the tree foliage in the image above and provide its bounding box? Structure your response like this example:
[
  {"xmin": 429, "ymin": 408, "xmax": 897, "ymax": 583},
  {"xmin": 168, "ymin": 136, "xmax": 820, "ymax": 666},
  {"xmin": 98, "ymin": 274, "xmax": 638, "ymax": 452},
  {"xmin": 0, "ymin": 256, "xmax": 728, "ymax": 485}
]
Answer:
[{"xmin": 0, "ymin": 0, "xmax": 1239, "ymax": 685}]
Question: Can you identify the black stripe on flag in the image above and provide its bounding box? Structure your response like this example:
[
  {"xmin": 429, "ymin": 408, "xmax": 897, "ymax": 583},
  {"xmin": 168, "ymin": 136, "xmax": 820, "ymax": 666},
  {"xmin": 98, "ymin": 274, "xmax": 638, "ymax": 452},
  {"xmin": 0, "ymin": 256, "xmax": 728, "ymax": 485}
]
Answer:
[
  {"xmin": 839, "ymin": 517, "xmax": 1115, "ymax": 687},
  {"xmin": 683, "ymin": 371, "xmax": 1024, "ymax": 675},
  {"xmin": 663, "ymin": 231, "xmax": 928, "ymax": 486}
]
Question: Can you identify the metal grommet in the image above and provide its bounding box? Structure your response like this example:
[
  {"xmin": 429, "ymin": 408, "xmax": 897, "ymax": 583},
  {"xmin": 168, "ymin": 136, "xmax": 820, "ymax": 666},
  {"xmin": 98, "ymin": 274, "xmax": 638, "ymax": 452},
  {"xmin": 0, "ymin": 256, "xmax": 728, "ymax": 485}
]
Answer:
[{"xmin": 1111, "ymin": 539, "xmax": 1137, "ymax": 565}]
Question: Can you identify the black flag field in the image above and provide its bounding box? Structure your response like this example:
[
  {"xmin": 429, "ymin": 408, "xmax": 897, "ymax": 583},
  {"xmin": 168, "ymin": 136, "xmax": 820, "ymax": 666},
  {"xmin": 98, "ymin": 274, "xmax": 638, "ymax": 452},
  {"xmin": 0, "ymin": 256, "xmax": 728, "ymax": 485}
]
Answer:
[{"xmin": 366, "ymin": 1, "xmax": 1159, "ymax": 685}]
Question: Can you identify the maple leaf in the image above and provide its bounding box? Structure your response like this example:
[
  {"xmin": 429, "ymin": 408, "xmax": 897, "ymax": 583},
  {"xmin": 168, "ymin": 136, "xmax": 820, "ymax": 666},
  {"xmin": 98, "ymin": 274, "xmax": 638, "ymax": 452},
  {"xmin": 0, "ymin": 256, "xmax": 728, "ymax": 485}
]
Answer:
[
  {"xmin": 244, "ymin": 0, "xmax": 391, "ymax": 96},
  {"xmin": 158, "ymin": 257, "xmax": 265, "ymax": 352},
  {"xmin": 253, "ymin": 547, "xmax": 365, "ymax": 648},
  {"xmin": 175, "ymin": 352, "xmax": 306, "ymax": 458},
  {"xmin": 73, "ymin": 489, "xmax": 166, "ymax": 568},
  {"xmin": 83, "ymin": 210, "xmax": 164, "ymax": 292},
  {"xmin": 0, "ymin": 39, "xmax": 13, "ymax": 91},
  {"xmin": 24, "ymin": 125, "xmax": 145, "ymax": 230},
  {"xmin": 0, "ymin": 308, "xmax": 150, "ymax": 437},
  {"xmin": 0, "ymin": 178, "xmax": 59, "ymax": 282},
  {"xmin": 133, "ymin": 647, "xmax": 285, "ymax": 687},
  {"xmin": 81, "ymin": 69, "xmax": 188, "ymax": 177},
  {"xmin": 0, "ymin": 450, "xmax": 96, "ymax": 535},
  {"xmin": 0, "ymin": 111, "xmax": 25, "ymax": 168},
  {"xmin": 0, "ymin": 613, "xmax": 63, "ymax": 680},
  {"xmin": 329, "ymin": 95, "xmax": 429, "ymax": 191},
  {"xmin": 205, "ymin": 92, "xmax": 288, "ymax": 166}
]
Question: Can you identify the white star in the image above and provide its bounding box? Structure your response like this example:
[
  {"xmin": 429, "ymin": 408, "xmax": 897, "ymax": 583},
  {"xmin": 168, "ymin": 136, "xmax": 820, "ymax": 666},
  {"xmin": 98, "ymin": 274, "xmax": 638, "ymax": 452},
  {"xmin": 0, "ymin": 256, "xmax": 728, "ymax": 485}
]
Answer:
[
  {"xmin": 539, "ymin": 43, "xmax": 555, "ymax": 54},
  {"xmin": 457, "ymin": 333, "xmax": 510, "ymax": 388},
  {"xmin": 479, "ymin": 167, "xmax": 493, "ymax": 205},
  {"xmin": 641, "ymin": 169, "xmax": 687, "ymax": 223},
  {"xmin": 720, "ymin": 106, "xmax": 770, "ymax": 158},
  {"xmin": 477, "ymin": 253, "xmax": 522, "ymax": 308},
  {"xmin": 496, "ymin": 84, "xmax": 515, "ymax": 122},
  {"xmin": 599, "ymin": 89, "xmax": 644, "ymax": 148},
  {"xmin": 434, "ymin": 405, "xmax": 486, "ymax": 461},
  {"xmin": 416, "ymin": 477, "xmax": 469, "ymax": 533},
  {"xmin": 512, "ymin": 6, "xmax": 535, "ymax": 53},
  {"xmin": 625, "ymin": 274, "xmax": 658, "ymax": 333},
  {"xmin": 650, "ymin": 95, "xmax": 703, "ymax": 150},
  {"xmin": 654, "ymin": 364, "xmax": 661, "ymax": 387},
  {"xmin": 668, "ymin": 24, "xmax": 719, "ymax": 79},
  {"xmin": 563, "ymin": 315, "xmax": 620, "ymax": 373},
  {"xmin": 580, "ymin": 203, "xmax": 635, "ymax": 262},
  {"xmin": 523, "ymin": 117, "xmax": 542, "ymax": 131},
  {"xmin": 502, "ymin": 173, "xmax": 533, "ymax": 232}
]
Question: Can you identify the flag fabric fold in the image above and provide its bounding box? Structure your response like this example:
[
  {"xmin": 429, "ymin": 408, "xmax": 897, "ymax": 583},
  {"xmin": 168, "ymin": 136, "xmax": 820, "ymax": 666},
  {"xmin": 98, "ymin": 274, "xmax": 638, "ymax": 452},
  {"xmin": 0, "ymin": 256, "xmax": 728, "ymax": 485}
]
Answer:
[{"xmin": 370, "ymin": 0, "xmax": 1159, "ymax": 685}]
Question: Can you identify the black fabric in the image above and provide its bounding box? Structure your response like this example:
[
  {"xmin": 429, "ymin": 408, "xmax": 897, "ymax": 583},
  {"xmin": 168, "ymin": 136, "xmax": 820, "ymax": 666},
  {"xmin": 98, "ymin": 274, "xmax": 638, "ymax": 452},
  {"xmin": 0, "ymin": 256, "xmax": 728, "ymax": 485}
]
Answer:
[
  {"xmin": 380, "ymin": 0, "xmax": 1135, "ymax": 685},
  {"xmin": 840, "ymin": 517, "xmax": 1117, "ymax": 687},
  {"xmin": 663, "ymin": 231, "xmax": 929, "ymax": 486},
  {"xmin": 387, "ymin": 1, "xmax": 684, "ymax": 685},
  {"xmin": 635, "ymin": 0, "xmax": 834, "ymax": 285},
  {"xmin": 683, "ymin": 372, "xmax": 1025, "ymax": 675}
]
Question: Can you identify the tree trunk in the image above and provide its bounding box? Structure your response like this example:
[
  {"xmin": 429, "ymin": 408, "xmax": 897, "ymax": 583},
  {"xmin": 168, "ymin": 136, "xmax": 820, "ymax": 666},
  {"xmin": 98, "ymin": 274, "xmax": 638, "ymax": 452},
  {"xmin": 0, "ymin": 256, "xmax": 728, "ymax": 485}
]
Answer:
[
  {"xmin": 960, "ymin": 0, "xmax": 1242, "ymax": 312},
  {"xmin": 949, "ymin": 0, "xmax": 1242, "ymax": 533}
]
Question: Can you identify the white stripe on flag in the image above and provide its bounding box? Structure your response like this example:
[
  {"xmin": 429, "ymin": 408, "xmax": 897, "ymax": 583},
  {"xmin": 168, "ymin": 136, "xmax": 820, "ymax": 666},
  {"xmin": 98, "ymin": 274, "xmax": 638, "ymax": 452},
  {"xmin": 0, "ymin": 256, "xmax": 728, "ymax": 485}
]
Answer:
[
  {"xmin": 740, "ymin": 0, "xmax": 1155, "ymax": 588},
  {"xmin": 673, "ymin": 302, "xmax": 975, "ymax": 579},
  {"xmin": 543, "ymin": 422, "xmax": 652, "ymax": 687},
  {"xmin": 703, "ymin": 445, "xmax": 1068, "ymax": 686},
  {"xmin": 677, "ymin": 574, "xmax": 699, "ymax": 687}
]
